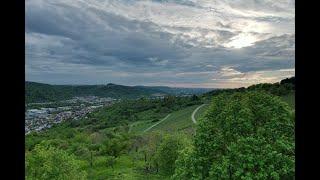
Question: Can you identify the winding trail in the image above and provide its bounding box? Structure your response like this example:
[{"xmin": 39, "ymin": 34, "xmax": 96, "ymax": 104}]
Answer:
[
  {"xmin": 143, "ymin": 114, "xmax": 171, "ymax": 133},
  {"xmin": 191, "ymin": 104, "xmax": 207, "ymax": 124}
]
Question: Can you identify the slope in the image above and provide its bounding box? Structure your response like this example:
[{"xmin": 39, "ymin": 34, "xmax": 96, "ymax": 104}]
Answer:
[{"xmin": 26, "ymin": 81, "xmax": 167, "ymax": 103}]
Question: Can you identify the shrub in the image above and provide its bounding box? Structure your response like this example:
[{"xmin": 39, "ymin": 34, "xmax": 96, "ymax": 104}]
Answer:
[{"xmin": 26, "ymin": 142, "xmax": 87, "ymax": 180}]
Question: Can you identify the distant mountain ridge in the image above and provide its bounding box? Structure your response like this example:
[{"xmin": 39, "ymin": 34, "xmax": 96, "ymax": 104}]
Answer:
[
  {"xmin": 25, "ymin": 82, "xmax": 213, "ymax": 103},
  {"xmin": 134, "ymin": 85, "xmax": 213, "ymax": 95}
]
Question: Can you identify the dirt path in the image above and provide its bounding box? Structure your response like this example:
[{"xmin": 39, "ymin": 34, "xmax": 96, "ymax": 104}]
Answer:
[
  {"xmin": 191, "ymin": 104, "xmax": 206, "ymax": 124},
  {"xmin": 143, "ymin": 114, "xmax": 171, "ymax": 133}
]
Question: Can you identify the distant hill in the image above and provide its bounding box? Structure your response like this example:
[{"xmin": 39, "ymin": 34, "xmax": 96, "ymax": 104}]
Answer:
[
  {"xmin": 26, "ymin": 82, "xmax": 212, "ymax": 103},
  {"xmin": 134, "ymin": 86, "xmax": 213, "ymax": 95},
  {"xmin": 203, "ymin": 76, "xmax": 295, "ymax": 98},
  {"xmin": 25, "ymin": 82, "xmax": 167, "ymax": 103}
]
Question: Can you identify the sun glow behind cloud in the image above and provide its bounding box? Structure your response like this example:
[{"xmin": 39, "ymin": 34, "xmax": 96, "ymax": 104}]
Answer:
[{"xmin": 225, "ymin": 33, "xmax": 257, "ymax": 48}]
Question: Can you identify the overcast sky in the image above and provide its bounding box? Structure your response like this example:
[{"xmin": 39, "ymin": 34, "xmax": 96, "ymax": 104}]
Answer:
[{"xmin": 26, "ymin": 0, "xmax": 295, "ymax": 88}]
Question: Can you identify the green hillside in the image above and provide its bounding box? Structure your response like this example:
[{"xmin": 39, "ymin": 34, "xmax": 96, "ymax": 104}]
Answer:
[
  {"xmin": 149, "ymin": 105, "xmax": 197, "ymax": 133},
  {"xmin": 26, "ymin": 82, "xmax": 212, "ymax": 103},
  {"xmin": 194, "ymin": 104, "xmax": 210, "ymax": 120},
  {"xmin": 203, "ymin": 76, "xmax": 295, "ymax": 98},
  {"xmin": 25, "ymin": 82, "xmax": 167, "ymax": 103},
  {"xmin": 136, "ymin": 86, "xmax": 213, "ymax": 95},
  {"xmin": 25, "ymin": 78, "xmax": 295, "ymax": 179}
]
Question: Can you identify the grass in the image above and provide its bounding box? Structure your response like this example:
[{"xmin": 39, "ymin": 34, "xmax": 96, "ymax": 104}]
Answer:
[
  {"xmin": 194, "ymin": 104, "xmax": 210, "ymax": 121},
  {"xmin": 130, "ymin": 104, "xmax": 210, "ymax": 135},
  {"xmin": 130, "ymin": 121, "xmax": 155, "ymax": 133},
  {"xmin": 87, "ymin": 154, "xmax": 167, "ymax": 180},
  {"xmin": 149, "ymin": 105, "xmax": 199, "ymax": 133}
]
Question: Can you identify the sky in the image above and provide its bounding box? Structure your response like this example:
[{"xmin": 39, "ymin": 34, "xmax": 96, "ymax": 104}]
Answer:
[{"xmin": 25, "ymin": 0, "xmax": 295, "ymax": 88}]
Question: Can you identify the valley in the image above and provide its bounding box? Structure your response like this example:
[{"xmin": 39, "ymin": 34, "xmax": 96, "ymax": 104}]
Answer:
[{"xmin": 25, "ymin": 77, "xmax": 295, "ymax": 179}]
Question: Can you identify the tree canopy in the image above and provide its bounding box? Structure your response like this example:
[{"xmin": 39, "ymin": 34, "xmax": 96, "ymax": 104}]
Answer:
[
  {"xmin": 26, "ymin": 143, "xmax": 87, "ymax": 180},
  {"xmin": 174, "ymin": 92, "xmax": 295, "ymax": 179}
]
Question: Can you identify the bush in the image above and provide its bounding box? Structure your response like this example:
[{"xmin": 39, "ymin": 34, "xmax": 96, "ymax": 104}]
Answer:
[
  {"xmin": 154, "ymin": 134, "xmax": 189, "ymax": 176},
  {"xmin": 26, "ymin": 143, "xmax": 87, "ymax": 180}
]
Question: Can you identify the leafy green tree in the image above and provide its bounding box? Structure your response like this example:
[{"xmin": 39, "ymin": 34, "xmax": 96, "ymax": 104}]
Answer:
[
  {"xmin": 209, "ymin": 136, "xmax": 294, "ymax": 179},
  {"xmin": 139, "ymin": 132, "xmax": 163, "ymax": 172},
  {"xmin": 101, "ymin": 134, "xmax": 129, "ymax": 158},
  {"xmin": 26, "ymin": 143, "xmax": 87, "ymax": 180},
  {"xmin": 154, "ymin": 134, "xmax": 189, "ymax": 176},
  {"xmin": 175, "ymin": 92, "xmax": 294, "ymax": 179},
  {"xmin": 172, "ymin": 145, "xmax": 197, "ymax": 179}
]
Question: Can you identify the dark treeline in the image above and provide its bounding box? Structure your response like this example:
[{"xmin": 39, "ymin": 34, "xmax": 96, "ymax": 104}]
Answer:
[
  {"xmin": 203, "ymin": 76, "xmax": 295, "ymax": 98},
  {"xmin": 25, "ymin": 82, "xmax": 166, "ymax": 103},
  {"xmin": 26, "ymin": 81, "xmax": 212, "ymax": 104}
]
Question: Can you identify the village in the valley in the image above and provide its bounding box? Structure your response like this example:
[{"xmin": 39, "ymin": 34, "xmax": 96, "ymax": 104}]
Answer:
[{"xmin": 25, "ymin": 96, "xmax": 116, "ymax": 134}]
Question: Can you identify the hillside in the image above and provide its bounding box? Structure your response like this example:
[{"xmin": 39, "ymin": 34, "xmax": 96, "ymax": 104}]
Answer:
[
  {"xmin": 26, "ymin": 82, "xmax": 212, "ymax": 103},
  {"xmin": 129, "ymin": 104, "xmax": 209, "ymax": 134},
  {"xmin": 135, "ymin": 86, "xmax": 213, "ymax": 95},
  {"xmin": 203, "ymin": 77, "xmax": 295, "ymax": 99},
  {"xmin": 26, "ymin": 78, "xmax": 295, "ymax": 179},
  {"xmin": 25, "ymin": 82, "xmax": 167, "ymax": 103}
]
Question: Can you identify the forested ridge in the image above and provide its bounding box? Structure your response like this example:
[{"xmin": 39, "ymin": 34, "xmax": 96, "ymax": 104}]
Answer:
[
  {"xmin": 26, "ymin": 81, "xmax": 212, "ymax": 103},
  {"xmin": 203, "ymin": 77, "xmax": 295, "ymax": 97},
  {"xmin": 25, "ymin": 82, "xmax": 166, "ymax": 103}
]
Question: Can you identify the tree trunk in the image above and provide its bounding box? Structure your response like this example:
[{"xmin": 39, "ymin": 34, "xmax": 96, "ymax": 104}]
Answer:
[
  {"xmin": 90, "ymin": 151, "xmax": 93, "ymax": 167},
  {"xmin": 228, "ymin": 165, "xmax": 232, "ymax": 180},
  {"xmin": 156, "ymin": 163, "xmax": 159, "ymax": 173}
]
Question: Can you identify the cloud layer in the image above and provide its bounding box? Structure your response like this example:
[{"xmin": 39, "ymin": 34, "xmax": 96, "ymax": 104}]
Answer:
[{"xmin": 26, "ymin": 0, "xmax": 295, "ymax": 88}]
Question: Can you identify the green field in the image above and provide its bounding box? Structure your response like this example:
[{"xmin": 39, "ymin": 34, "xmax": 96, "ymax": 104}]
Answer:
[
  {"xmin": 129, "ymin": 120, "xmax": 155, "ymax": 133},
  {"xmin": 150, "ymin": 105, "xmax": 197, "ymax": 133},
  {"xmin": 129, "ymin": 104, "xmax": 209, "ymax": 134},
  {"xmin": 87, "ymin": 155, "xmax": 164, "ymax": 180}
]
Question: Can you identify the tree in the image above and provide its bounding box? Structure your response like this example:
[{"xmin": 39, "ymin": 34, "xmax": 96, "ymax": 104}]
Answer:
[
  {"xmin": 154, "ymin": 134, "xmax": 189, "ymax": 176},
  {"xmin": 172, "ymin": 145, "xmax": 197, "ymax": 180},
  {"xmin": 209, "ymin": 136, "xmax": 294, "ymax": 179},
  {"xmin": 102, "ymin": 136, "xmax": 129, "ymax": 158},
  {"xmin": 191, "ymin": 94, "xmax": 199, "ymax": 101},
  {"xmin": 140, "ymin": 132, "xmax": 163, "ymax": 172},
  {"xmin": 26, "ymin": 143, "xmax": 87, "ymax": 180},
  {"xmin": 175, "ymin": 92, "xmax": 294, "ymax": 179}
]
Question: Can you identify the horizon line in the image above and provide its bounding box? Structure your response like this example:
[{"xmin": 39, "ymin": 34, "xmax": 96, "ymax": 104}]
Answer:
[{"xmin": 25, "ymin": 80, "xmax": 219, "ymax": 89}]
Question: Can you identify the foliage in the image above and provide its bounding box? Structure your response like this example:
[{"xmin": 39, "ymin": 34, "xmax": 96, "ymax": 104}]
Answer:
[
  {"xmin": 25, "ymin": 78, "xmax": 295, "ymax": 179},
  {"xmin": 203, "ymin": 76, "xmax": 295, "ymax": 98},
  {"xmin": 100, "ymin": 134, "xmax": 130, "ymax": 158},
  {"xmin": 174, "ymin": 92, "xmax": 295, "ymax": 179},
  {"xmin": 26, "ymin": 143, "xmax": 87, "ymax": 180},
  {"xmin": 26, "ymin": 81, "xmax": 211, "ymax": 103},
  {"xmin": 209, "ymin": 136, "xmax": 294, "ymax": 179},
  {"xmin": 172, "ymin": 145, "xmax": 197, "ymax": 180},
  {"xmin": 26, "ymin": 81, "xmax": 166, "ymax": 103},
  {"xmin": 75, "ymin": 96, "xmax": 202, "ymax": 131},
  {"xmin": 154, "ymin": 134, "xmax": 190, "ymax": 175}
]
